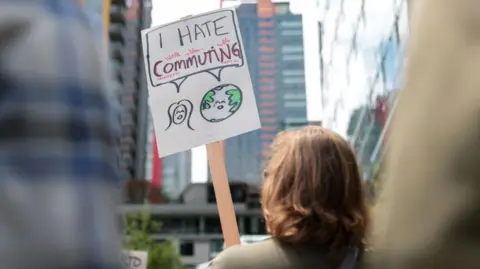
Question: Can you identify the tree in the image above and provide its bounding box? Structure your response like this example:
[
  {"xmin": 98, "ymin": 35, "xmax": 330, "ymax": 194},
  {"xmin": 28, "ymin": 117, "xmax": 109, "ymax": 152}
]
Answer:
[{"xmin": 123, "ymin": 208, "xmax": 186, "ymax": 269}]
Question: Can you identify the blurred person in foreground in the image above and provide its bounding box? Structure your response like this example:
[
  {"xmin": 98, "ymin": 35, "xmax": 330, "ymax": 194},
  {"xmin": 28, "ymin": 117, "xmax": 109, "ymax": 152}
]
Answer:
[
  {"xmin": 0, "ymin": 1, "xmax": 122, "ymax": 269},
  {"xmin": 209, "ymin": 126, "xmax": 369, "ymax": 269},
  {"xmin": 365, "ymin": 0, "xmax": 480, "ymax": 268}
]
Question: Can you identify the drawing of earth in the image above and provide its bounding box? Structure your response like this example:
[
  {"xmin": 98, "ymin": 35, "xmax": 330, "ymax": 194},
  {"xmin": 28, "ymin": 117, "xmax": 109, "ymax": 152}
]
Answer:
[{"xmin": 200, "ymin": 84, "xmax": 243, "ymax": 123}]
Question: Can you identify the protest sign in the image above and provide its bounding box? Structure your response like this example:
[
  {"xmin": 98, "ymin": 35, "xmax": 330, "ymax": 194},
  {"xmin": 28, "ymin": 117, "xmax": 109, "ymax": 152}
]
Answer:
[
  {"xmin": 141, "ymin": 8, "xmax": 258, "ymax": 247},
  {"xmin": 141, "ymin": 8, "xmax": 261, "ymax": 158},
  {"xmin": 121, "ymin": 250, "xmax": 148, "ymax": 269}
]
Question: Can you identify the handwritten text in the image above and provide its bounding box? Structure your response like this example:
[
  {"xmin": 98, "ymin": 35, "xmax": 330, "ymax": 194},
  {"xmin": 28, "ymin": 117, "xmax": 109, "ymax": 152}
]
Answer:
[{"xmin": 153, "ymin": 41, "xmax": 242, "ymax": 78}]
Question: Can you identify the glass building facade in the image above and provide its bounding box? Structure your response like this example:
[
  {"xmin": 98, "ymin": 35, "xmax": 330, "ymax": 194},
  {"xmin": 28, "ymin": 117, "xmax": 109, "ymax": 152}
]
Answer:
[{"xmin": 320, "ymin": 0, "xmax": 409, "ymax": 178}]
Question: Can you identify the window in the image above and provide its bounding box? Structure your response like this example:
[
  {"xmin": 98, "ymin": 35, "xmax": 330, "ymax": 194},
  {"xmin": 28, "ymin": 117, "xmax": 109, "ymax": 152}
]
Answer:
[
  {"xmin": 230, "ymin": 184, "xmax": 247, "ymax": 203},
  {"xmin": 275, "ymin": 4, "xmax": 290, "ymax": 14},
  {"xmin": 282, "ymin": 69, "xmax": 304, "ymax": 76},
  {"xmin": 280, "ymin": 20, "xmax": 302, "ymax": 28},
  {"xmin": 205, "ymin": 217, "xmax": 222, "ymax": 233},
  {"xmin": 209, "ymin": 240, "xmax": 223, "ymax": 259},
  {"xmin": 283, "ymin": 77, "xmax": 305, "ymax": 84},
  {"xmin": 284, "ymin": 101, "xmax": 306, "ymax": 108},
  {"xmin": 210, "ymin": 240, "xmax": 223, "ymax": 253},
  {"xmin": 157, "ymin": 218, "xmax": 200, "ymax": 234},
  {"xmin": 281, "ymin": 45, "xmax": 303, "ymax": 53},
  {"xmin": 281, "ymin": 30, "xmax": 302, "ymax": 36},
  {"xmin": 285, "ymin": 117, "xmax": 307, "ymax": 125},
  {"xmin": 283, "ymin": 93, "xmax": 306, "ymax": 100},
  {"xmin": 283, "ymin": 54, "xmax": 304, "ymax": 61},
  {"xmin": 179, "ymin": 241, "xmax": 194, "ymax": 256}
]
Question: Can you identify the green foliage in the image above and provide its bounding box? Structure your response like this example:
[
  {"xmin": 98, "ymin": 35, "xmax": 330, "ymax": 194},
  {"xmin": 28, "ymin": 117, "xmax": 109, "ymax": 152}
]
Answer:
[
  {"xmin": 201, "ymin": 90, "xmax": 216, "ymax": 110},
  {"xmin": 123, "ymin": 208, "xmax": 186, "ymax": 269},
  {"xmin": 226, "ymin": 88, "xmax": 242, "ymax": 112}
]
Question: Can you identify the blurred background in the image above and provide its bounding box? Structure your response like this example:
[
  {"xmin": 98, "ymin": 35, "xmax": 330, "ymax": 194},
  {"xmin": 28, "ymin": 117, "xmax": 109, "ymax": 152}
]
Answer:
[{"xmin": 79, "ymin": 0, "xmax": 408, "ymax": 267}]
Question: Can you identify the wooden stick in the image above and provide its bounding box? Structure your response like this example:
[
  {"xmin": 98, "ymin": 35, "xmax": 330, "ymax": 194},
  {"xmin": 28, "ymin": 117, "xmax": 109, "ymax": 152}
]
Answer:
[{"xmin": 206, "ymin": 141, "xmax": 241, "ymax": 247}]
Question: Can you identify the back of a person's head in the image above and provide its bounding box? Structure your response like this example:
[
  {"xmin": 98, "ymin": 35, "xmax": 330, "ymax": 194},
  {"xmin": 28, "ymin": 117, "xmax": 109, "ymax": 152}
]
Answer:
[{"xmin": 261, "ymin": 126, "xmax": 369, "ymax": 258}]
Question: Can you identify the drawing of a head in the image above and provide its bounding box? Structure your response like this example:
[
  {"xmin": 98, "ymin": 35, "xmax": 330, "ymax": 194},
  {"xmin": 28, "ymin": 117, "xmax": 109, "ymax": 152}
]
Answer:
[
  {"xmin": 166, "ymin": 99, "xmax": 194, "ymax": 130},
  {"xmin": 200, "ymin": 84, "xmax": 243, "ymax": 123}
]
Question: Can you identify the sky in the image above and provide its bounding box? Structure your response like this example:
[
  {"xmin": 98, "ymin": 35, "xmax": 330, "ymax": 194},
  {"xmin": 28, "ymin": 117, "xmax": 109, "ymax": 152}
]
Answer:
[{"xmin": 149, "ymin": 0, "xmax": 406, "ymax": 183}]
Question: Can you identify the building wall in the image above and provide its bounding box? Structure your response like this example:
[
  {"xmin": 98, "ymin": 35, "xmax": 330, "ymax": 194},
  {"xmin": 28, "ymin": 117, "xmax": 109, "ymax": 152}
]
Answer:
[
  {"xmin": 121, "ymin": 211, "xmax": 265, "ymax": 267},
  {"xmin": 274, "ymin": 3, "xmax": 307, "ymax": 130},
  {"xmin": 108, "ymin": 0, "xmax": 152, "ymax": 180},
  {"xmin": 121, "ymin": 181, "xmax": 264, "ymax": 267},
  {"xmin": 256, "ymin": 0, "xmax": 279, "ymax": 160}
]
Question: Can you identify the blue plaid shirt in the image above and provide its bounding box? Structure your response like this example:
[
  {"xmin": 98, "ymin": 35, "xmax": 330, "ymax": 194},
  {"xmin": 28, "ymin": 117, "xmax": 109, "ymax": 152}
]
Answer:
[{"xmin": 0, "ymin": 1, "xmax": 123, "ymax": 268}]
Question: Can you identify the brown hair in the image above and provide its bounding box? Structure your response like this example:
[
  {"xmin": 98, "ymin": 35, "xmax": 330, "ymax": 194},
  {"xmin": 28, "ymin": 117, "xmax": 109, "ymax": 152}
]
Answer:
[{"xmin": 261, "ymin": 126, "xmax": 369, "ymax": 258}]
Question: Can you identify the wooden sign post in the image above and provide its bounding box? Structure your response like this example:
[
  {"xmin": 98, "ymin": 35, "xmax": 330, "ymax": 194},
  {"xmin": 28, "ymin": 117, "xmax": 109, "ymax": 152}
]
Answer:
[
  {"xmin": 206, "ymin": 142, "xmax": 240, "ymax": 246},
  {"xmin": 141, "ymin": 8, "xmax": 260, "ymax": 249},
  {"xmin": 210, "ymin": 0, "xmax": 241, "ymax": 248}
]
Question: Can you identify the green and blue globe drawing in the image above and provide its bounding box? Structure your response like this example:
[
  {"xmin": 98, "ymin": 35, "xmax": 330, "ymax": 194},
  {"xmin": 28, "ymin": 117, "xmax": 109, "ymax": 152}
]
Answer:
[{"xmin": 200, "ymin": 84, "xmax": 243, "ymax": 123}]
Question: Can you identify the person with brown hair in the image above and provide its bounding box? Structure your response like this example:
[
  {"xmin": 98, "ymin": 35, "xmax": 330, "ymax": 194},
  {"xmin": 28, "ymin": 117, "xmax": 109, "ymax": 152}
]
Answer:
[{"xmin": 209, "ymin": 126, "xmax": 369, "ymax": 269}]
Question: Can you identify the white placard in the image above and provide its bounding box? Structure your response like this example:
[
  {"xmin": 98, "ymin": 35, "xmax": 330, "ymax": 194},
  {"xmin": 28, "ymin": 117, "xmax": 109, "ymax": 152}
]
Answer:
[
  {"xmin": 142, "ymin": 8, "xmax": 261, "ymax": 157},
  {"xmin": 121, "ymin": 250, "xmax": 148, "ymax": 269}
]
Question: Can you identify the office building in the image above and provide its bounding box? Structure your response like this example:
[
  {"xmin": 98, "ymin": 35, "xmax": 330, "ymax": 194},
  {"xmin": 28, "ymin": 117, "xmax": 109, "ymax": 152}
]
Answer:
[
  {"xmin": 274, "ymin": 3, "xmax": 309, "ymax": 131},
  {"xmin": 209, "ymin": 1, "xmax": 312, "ymax": 184},
  {"xmin": 121, "ymin": 182, "xmax": 264, "ymax": 268},
  {"xmin": 80, "ymin": 0, "xmax": 155, "ymax": 201},
  {"xmin": 108, "ymin": 0, "xmax": 153, "ymax": 180},
  {"xmin": 321, "ymin": 0, "xmax": 409, "ymax": 178}
]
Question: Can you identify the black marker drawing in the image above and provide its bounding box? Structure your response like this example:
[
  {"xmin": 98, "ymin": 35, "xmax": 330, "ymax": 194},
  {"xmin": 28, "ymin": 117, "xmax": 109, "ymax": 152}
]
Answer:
[
  {"xmin": 206, "ymin": 68, "xmax": 225, "ymax": 82},
  {"xmin": 170, "ymin": 77, "xmax": 187, "ymax": 93},
  {"xmin": 120, "ymin": 253, "xmax": 143, "ymax": 268},
  {"xmin": 165, "ymin": 99, "xmax": 195, "ymax": 130},
  {"xmin": 144, "ymin": 9, "xmax": 244, "ymax": 93},
  {"xmin": 200, "ymin": 84, "xmax": 243, "ymax": 123}
]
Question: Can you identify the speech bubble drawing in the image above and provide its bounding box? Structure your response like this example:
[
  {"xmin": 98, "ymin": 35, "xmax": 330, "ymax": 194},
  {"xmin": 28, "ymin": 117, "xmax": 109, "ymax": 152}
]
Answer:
[
  {"xmin": 205, "ymin": 68, "xmax": 224, "ymax": 82},
  {"xmin": 142, "ymin": 9, "xmax": 244, "ymax": 93},
  {"xmin": 169, "ymin": 77, "xmax": 187, "ymax": 93}
]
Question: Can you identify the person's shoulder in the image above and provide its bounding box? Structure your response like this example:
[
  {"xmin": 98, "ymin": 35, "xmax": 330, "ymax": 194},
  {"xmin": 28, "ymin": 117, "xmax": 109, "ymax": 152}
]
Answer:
[
  {"xmin": 209, "ymin": 239, "xmax": 334, "ymax": 269},
  {"xmin": 209, "ymin": 239, "xmax": 281, "ymax": 269}
]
